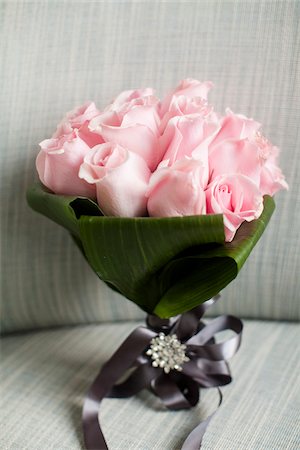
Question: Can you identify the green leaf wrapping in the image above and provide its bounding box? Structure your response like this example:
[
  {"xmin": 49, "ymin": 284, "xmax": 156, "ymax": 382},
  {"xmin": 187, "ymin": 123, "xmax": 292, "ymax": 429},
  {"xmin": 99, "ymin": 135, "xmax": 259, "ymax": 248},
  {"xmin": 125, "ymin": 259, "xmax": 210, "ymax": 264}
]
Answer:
[{"xmin": 27, "ymin": 183, "xmax": 275, "ymax": 317}]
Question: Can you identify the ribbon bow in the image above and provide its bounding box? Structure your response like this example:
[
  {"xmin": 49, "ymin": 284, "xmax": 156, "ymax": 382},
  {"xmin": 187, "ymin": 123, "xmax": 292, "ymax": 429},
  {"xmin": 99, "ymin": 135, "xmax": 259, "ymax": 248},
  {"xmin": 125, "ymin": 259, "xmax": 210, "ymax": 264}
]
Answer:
[{"xmin": 83, "ymin": 297, "xmax": 243, "ymax": 450}]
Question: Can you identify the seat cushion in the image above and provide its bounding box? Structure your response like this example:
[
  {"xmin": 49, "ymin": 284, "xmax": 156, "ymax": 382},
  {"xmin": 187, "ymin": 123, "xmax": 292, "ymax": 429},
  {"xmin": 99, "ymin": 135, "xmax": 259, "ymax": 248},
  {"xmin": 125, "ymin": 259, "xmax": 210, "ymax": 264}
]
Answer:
[{"xmin": 1, "ymin": 320, "xmax": 299, "ymax": 450}]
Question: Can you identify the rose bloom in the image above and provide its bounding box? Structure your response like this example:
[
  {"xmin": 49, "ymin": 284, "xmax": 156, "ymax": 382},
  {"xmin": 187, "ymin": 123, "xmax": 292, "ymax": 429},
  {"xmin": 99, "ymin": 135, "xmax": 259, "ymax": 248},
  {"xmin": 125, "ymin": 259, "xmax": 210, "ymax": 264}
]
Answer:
[
  {"xmin": 35, "ymin": 80, "xmax": 288, "ymax": 243},
  {"xmin": 79, "ymin": 143, "xmax": 151, "ymax": 217},
  {"xmin": 159, "ymin": 95, "xmax": 218, "ymax": 133},
  {"xmin": 206, "ymin": 173, "xmax": 264, "ymax": 242},
  {"xmin": 159, "ymin": 113, "xmax": 219, "ymax": 188},
  {"xmin": 208, "ymin": 109, "xmax": 261, "ymax": 180},
  {"xmin": 160, "ymin": 78, "xmax": 213, "ymax": 117},
  {"xmin": 208, "ymin": 110, "xmax": 288, "ymax": 195},
  {"xmin": 36, "ymin": 131, "xmax": 96, "ymax": 197},
  {"xmin": 89, "ymin": 93, "xmax": 162, "ymax": 171},
  {"xmin": 53, "ymin": 101, "xmax": 103, "ymax": 148},
  {"xmin": 147, "ymin": 158, "xmax": 206, "ymax": 217}
]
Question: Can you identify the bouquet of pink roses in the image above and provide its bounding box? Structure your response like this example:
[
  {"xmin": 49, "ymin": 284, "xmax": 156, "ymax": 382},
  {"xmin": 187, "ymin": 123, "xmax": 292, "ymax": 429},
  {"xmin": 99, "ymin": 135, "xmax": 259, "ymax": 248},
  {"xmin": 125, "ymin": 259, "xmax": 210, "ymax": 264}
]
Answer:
[
  {"xmin": 27, "ymin": 79, "xmax": 288, "ymax": 450},
  {"xmin": 28, "ymin": 79, "xmax": 287, "ymax": 317}
]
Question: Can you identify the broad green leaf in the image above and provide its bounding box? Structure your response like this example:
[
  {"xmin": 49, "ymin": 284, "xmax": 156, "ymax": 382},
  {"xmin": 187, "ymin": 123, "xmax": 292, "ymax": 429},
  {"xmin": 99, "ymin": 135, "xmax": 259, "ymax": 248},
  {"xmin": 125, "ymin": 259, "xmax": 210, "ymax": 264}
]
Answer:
[
  {"xmin": 27, "ymin": 183, "xmax": 102, "ymax": 237},
  {"xmin": 78, "ymin": 214, "xmax": 225, "ymax": 312},
  {"xmin": 27, "ymin": 183, "xmax": 275, "ymax": 317}
]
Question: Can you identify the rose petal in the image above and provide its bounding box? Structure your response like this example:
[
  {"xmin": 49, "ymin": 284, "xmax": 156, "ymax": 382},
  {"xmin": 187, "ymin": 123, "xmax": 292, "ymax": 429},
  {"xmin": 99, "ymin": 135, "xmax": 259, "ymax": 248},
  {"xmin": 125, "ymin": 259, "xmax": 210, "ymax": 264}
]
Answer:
[{"xmin": 147, "ymin": 158, "xmax": 206, "ymax": 217}]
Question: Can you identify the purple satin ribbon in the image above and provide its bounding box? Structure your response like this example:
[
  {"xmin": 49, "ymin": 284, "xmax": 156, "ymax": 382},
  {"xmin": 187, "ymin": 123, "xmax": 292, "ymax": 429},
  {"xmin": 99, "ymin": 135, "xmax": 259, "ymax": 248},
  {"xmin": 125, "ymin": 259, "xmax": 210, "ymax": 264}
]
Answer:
[{"xmin": 83, "ymin": 297, "xmax": 243, "ymax": 449}]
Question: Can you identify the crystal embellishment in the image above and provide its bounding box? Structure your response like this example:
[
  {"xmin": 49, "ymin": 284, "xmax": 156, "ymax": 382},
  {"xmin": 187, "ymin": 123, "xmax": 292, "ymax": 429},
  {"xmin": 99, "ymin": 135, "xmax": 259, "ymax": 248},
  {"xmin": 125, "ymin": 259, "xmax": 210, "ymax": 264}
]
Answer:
[{"xmin": 146, "ymin": 332, "xmax": 189, "ymax": 374}]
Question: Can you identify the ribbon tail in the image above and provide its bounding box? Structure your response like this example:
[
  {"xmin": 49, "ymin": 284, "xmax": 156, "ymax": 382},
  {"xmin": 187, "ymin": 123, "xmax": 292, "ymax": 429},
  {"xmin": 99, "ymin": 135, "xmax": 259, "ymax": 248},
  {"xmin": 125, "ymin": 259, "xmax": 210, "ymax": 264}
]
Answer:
[
  {"xmin": 181, "ymin": 388, "xmax": 223, "ymax": 450},
  {"xmin": 82, "ymin": 326, "xmax": 156, "ymax": 450}
]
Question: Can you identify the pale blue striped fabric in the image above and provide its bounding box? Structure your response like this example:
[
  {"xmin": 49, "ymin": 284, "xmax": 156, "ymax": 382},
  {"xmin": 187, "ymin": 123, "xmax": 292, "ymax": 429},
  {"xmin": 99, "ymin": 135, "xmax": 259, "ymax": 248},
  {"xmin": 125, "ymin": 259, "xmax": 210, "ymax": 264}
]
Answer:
[
  {"xmin": 1, "ymin": 320, "xmax": 299, "ymax": 449},
  {"xmin": 1, "ymin": 1, "xmax": 300, "ymax": 332}
]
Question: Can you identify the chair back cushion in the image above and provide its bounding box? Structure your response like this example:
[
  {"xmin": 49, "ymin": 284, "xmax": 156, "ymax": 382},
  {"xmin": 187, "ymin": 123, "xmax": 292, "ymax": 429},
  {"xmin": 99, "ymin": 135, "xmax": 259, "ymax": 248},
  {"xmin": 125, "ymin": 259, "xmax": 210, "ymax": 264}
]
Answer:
[{"xmin": 1, "ymin": 1, "xmax": 299, "ymax": 332}]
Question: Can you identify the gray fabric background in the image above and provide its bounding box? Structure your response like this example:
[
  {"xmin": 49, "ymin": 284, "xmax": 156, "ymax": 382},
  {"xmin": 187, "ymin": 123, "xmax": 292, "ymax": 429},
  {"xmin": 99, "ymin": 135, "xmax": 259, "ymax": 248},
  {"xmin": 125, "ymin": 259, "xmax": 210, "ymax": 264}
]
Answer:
[{"xmin": 1, "ymin": 0, "xmax": 299, "ymax": 333}]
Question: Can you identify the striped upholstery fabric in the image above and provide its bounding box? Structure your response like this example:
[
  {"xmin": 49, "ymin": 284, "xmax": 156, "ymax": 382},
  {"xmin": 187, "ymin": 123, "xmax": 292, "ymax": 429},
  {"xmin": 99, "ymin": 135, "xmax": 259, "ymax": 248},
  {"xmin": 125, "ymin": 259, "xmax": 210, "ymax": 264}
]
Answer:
[
  {"xmin": 1, "ymin": 320, "xmax": 299, "ymax": 449},
  {"xmin": 1, "ymin": 1, "xmax": 300, "ymax": 333}
]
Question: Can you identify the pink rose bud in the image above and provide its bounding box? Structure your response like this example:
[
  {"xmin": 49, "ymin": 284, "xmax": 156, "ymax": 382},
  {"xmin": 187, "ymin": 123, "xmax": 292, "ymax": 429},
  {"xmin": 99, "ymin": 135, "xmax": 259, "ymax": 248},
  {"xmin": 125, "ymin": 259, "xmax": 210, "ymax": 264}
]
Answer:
[
  {"xmin": 79, "ymin": 143, "xmax": 151, "ymax": 217},
  {"xmin": 53, "ymin": 102, "xmax": 104, "ymax": 148},
  {"xmin": 206, "ymin": 174, "xmax": 264, "ymax": 242},
  {"xmin": 89, "ymin": 95, "xmax": 162, "ymax": 171},
  {"xmin": 160, "ymin": 78, "xmax": 213, "ymax": 117},
  {"xmin": 147, "ymin": 158, "xmax": 206, "ymax": 217},
  {"xmin": 36, "ymin": 131, "xmax": 96, "ymax": 197}
]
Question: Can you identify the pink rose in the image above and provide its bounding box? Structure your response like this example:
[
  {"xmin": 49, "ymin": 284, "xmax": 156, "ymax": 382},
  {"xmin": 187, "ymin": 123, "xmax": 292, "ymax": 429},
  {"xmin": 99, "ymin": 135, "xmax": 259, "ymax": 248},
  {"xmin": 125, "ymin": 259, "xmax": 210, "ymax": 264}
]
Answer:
[
  {"xmin": 79, "ymin": 143, "xmax": 151, "ymax": 217},
  {"xmin": 160, "ymin": 96, "xmax": 219, "ymax": 133},
  {"xmin": 147, "ymin": 158, "xmax": 206, "ymax": 217},
  {"xmin": 207, "ymin": 109, "xmax": 261, "ymax": 182},
  {"xmin": 206, "ymin": 174, "xmax": 264, "ymax": 242},
  {"xmin": 36, "ymin": 131, "xmax": 96, "ymax": 197},
  {"xmin": 89, "ymin": 95, "xmax": 162, "ymax": 171},
  {"xmin": 160, "ymin": 78, "xmax": 213, "ymax": 117},
  {"xmin": 160, "ymin": 114, "xmax": 219, "ymax": 187},
  {"xmin": 208, "ymin": 112, "xmax": 288, "ymax": 195},
  {"xmin": 53, "ymin": 102, "xmax": 104, "ymax": 148}
]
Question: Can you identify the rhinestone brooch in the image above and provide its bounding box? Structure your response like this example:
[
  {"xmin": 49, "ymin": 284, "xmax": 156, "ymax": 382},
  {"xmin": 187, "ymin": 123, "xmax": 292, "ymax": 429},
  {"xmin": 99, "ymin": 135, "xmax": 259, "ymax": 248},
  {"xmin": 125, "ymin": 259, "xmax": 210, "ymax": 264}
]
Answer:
[{"xmin": 146, "ymin": 332, "xmax": 190, "ymax": 374}]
